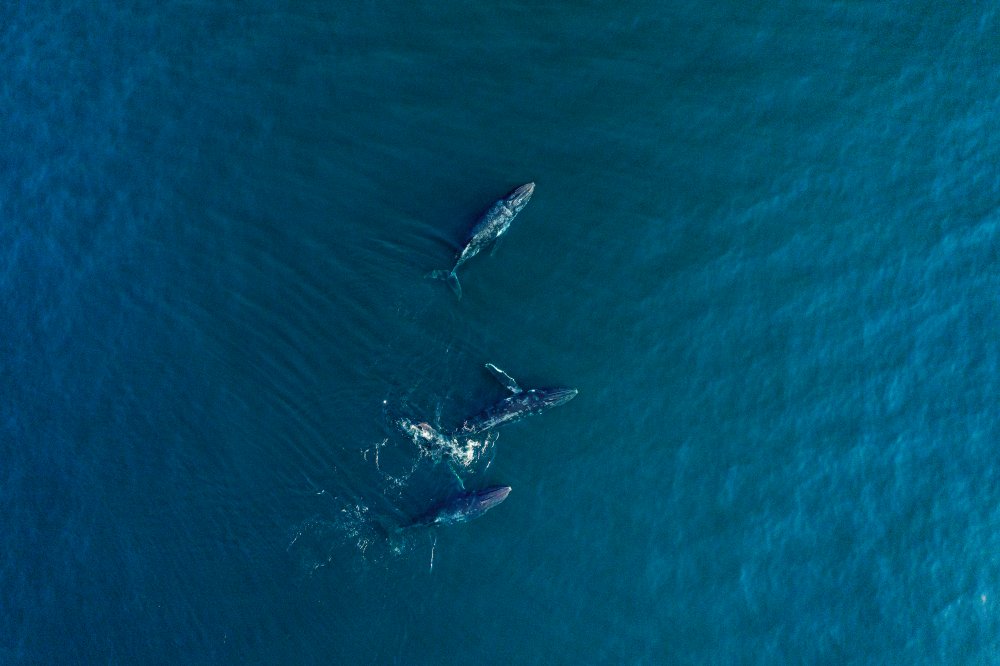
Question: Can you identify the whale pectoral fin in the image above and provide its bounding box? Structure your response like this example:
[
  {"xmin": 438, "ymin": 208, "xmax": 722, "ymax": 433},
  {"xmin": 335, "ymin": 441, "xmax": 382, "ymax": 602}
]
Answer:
[
  {"xmin": 485, "ymin": 363, "xmax": 522, "ymax": 393},
  {"xmin": 447, "ymin": 462, "xmax": 465, "ymax": 490},
  {"xmin": 489, "ymin": 235, "xmax": 504, "ymax": 257}
]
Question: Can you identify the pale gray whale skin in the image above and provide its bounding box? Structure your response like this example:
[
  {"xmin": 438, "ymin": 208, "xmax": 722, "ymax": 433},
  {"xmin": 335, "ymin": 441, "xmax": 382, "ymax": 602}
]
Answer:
[
  {"xmin": 427, "ymin": 183, "xmax": 535, "ymax": 299},
  {"xmin": 457, "ymin": 363, "xmax": 578, "ymax": 436},
  {"xmin": 406, "ymin": 486, "xmax": 512, "ymax": 527}
]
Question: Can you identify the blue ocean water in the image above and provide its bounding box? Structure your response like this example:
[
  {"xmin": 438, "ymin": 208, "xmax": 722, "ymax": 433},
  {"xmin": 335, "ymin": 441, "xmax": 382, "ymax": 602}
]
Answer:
[{"xmin": 3, "ymin": 1, "xmax": 1000, "ymax": 662}]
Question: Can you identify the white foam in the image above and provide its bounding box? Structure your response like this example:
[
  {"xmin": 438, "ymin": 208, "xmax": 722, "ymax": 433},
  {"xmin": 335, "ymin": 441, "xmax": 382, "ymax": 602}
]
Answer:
[{"xmin": 398, "ymin": 418, "xmax": 495, "ymax": 468}]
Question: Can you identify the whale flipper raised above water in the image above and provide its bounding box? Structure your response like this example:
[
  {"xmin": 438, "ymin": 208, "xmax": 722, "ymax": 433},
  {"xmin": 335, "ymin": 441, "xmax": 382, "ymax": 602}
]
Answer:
[{"xmin": 485, "ymin": 363, "xmax": 521, "ymax": 394}]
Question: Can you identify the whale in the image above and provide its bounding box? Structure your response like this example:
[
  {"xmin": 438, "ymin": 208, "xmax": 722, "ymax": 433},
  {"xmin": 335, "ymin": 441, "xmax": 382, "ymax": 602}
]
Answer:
[
  {"xmin": 457, "ymin": 364, "xmax": 578, "ymax": 436},
  {"xmin": 427, "ymin": 182, "xmax": 535, "ymax": 299},
  {"xmin": 406, "ymin": 485, "xmax": 512, "ymax": 528}
]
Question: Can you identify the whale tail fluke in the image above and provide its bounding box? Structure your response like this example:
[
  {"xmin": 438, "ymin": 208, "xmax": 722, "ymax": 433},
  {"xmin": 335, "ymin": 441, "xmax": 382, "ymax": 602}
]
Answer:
[{"xmin": 426, "ymin": 269, "xmax": 462, "ymax": 299}]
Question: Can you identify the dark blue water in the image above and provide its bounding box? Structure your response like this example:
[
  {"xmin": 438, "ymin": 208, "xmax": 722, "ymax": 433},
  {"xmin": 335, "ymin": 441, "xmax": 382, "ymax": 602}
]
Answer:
[{"xmin": 4, "ymin": 2, "xmax": 1000, "ymax": 663}]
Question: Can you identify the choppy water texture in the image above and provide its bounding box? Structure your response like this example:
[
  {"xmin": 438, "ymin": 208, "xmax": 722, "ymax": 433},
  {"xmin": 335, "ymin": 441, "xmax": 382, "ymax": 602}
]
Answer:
[{"xmin": 3, "ymin": 1, "xmax": 1000, "ymax": 663}]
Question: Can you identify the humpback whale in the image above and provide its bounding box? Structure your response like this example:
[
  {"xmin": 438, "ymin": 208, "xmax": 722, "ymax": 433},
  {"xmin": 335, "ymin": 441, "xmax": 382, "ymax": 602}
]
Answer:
[
  {"xmin": 406, "ymin": 485, "xmax": 512, "ymax": 528},
  {"xmin": 428, "ymin": 183, "xmax": 535, "ymax": 299},
  {"xmin": 458, "ymin": 364, "xmax": 578, "ymax": 436}
]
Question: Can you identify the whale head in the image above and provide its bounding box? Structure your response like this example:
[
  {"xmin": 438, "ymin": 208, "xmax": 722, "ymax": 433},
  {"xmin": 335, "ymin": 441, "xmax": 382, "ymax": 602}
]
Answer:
[
  {"xmin": 507, "ymin": 182, "xmax": 535, "ymax": 210},
  {"xmin": 539, "ymin": 387, "xmax": 578, "ymax": 409},
  {"xmin": 474, "ymin": 485, "xmax": 512, "ymax": 512}
]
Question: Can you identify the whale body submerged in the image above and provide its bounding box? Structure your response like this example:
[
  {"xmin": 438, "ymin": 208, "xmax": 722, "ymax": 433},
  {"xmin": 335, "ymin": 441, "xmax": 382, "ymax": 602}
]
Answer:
[
  {"xmin": 406, "ymin": 486, "xmax": 512, "ymax": 528},
  {"xmin": 428, "ymin": 183, "xmax": 535, "ymax": 299},
  {"xmin": 458, "ymin": 363, "xmax": 578, "ymax": 436}
]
